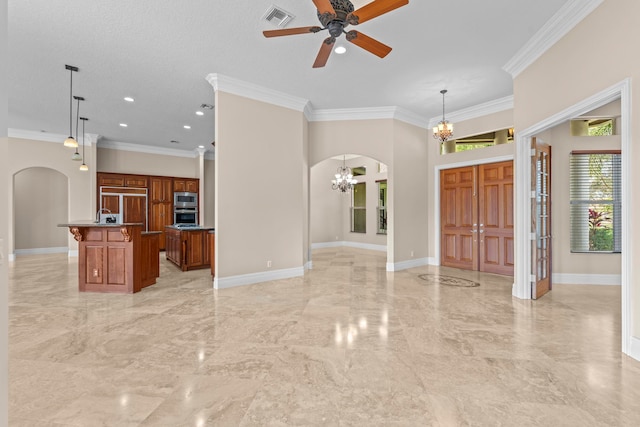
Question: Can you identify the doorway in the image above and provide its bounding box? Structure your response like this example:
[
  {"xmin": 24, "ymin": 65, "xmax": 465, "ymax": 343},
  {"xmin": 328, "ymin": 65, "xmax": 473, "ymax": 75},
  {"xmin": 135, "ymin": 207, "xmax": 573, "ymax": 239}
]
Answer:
[{"xmin": 440, "ymin": 160, "xmax": 514, "ymax": 275}]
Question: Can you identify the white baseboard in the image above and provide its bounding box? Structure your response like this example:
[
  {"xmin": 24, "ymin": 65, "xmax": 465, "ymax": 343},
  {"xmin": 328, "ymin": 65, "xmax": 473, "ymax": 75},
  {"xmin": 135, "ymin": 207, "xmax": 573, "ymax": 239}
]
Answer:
[
  {"xmin": 68, "ymin": 250, "xmax": 79, "ymax": 258},
  {"xmin": 628, "ymin": 336, "xmax": 640, "ymax": 362},
  {"xmin": 311, "ymin": 241, "xmax": 387, "ymax": 252},
  {"xmin": 427, "ymin": 257, "xmax": 438, "ymax": 266},
  {"xmin": 14, "ymin": 247, "xmax": 68, "ymax": 256},
  {"xmin": 213, "ymin": 266, "xmax": 304, "ymax": 290},
  {"xmin": 553, "ymin": 273, "xmax": 621, "ymax": 285},
  {"xmin": 305, "ymin": 261, "xmax": 313, "ymax": 270},
  {"xmin": 386, "ymin": 257, "xmax": 430, "ymax": 272},
  {"xmin": 8, "ymin": 253, "xmax": 15, "ymax": 262}
]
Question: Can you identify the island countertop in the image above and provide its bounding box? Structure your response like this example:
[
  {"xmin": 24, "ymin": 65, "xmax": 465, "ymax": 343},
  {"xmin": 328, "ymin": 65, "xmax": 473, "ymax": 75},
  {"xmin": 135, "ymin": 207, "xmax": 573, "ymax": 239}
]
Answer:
[
  {"xmin": 165, "ymin": 225, "xmax": 215, "ymax": 231},
  {"xmin": 58, "ymin": 221, "xmax": 144, "ymax": 228}
]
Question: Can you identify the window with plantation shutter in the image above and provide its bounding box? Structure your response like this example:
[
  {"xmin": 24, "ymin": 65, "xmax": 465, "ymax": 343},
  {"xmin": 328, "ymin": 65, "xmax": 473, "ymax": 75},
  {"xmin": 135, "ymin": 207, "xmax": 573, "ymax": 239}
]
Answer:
[{"xmin": 569, "ymin": 151, "xmax": 621, "ymax": 253}]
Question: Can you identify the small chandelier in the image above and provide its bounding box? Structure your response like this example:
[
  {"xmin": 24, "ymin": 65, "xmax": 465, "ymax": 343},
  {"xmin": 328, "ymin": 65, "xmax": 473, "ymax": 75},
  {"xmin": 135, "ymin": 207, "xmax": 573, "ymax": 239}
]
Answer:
[
  {"xmin": 332, "ymin": 156, "xmax": 358, "ymax": 193},
  {"xmin": 433, "ymin": 89, "xmax": 453, "ymax": 142},
  {"xmin": 63, "ymin": 65, "xmax": 79, "ymax": 148}
]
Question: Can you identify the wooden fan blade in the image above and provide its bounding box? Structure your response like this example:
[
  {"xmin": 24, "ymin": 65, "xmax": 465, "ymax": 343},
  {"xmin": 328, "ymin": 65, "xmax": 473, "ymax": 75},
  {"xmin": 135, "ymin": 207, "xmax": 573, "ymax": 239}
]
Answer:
[
  {"xmin": 312, "ymin": 0, "xmax": 336, "ymax": 16},
  {"xmin": 313, "ymin": 37, "xmax": 335, "ymax": 68},
  {"xmin": 263, "ymin": 26, "xmax": 322, "ymax": 38},
  {"xmin": 346, "ymin": 31, "xmax": 392, "ymax": 58},
  {"xmin": 347, "ymin": 0, "xmax": 409, "ymax": 25}
]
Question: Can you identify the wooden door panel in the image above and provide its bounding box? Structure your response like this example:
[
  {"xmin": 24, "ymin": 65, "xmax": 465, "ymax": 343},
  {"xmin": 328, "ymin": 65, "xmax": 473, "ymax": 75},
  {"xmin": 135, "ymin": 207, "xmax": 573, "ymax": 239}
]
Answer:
[
  {"xmin": 478, "ymin": 161, "xmax": 514, "ymax": 276},
  {"xmin": 441, "ymin": 167, "xmax": 477, "ymax": 270},
  {"xmin": 101, "ymin": 195, "xmax": 120, "ymax": 214},
  {"xmin": 533, "ymin": 139, "xmax": 552, "ymax": 299},
  {"xmin": 123, "ymin": 196, "xmax": 147, "ymax": 231}
]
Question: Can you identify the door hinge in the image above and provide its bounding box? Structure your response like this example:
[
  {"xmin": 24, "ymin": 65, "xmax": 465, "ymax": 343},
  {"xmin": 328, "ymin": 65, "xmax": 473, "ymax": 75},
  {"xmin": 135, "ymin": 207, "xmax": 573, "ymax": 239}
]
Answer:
[
  {"xmin": 530, "ymin": 191, "xmax": 536, "ymax": 199},
  {"xmin": 530, "ymin": 232, "xmax": 536, "ymax": 240},
  {"xmin": 530, "ymin": 274, "xmax": 536, "ymax": 283},
  {"xmin": 530, "ymin": 148, "xmax": 536, "ymax": 157}
]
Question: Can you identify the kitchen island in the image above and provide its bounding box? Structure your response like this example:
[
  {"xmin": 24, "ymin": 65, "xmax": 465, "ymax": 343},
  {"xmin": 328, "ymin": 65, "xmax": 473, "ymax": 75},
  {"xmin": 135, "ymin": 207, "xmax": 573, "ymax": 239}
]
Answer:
[
  {"xmin": 59, "ymin": 222, "xmax": 160, "ymax": 293},
  {"xmin": 165, "ymin": 225, "xmax": 214, "ymax": 271}
]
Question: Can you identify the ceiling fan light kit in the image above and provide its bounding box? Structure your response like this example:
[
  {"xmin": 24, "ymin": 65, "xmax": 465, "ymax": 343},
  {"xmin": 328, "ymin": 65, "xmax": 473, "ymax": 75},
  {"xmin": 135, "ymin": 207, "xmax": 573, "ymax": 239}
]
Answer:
[{"xmin": 263, "ymin": 0, "xmax": 408, "ymax": 68}]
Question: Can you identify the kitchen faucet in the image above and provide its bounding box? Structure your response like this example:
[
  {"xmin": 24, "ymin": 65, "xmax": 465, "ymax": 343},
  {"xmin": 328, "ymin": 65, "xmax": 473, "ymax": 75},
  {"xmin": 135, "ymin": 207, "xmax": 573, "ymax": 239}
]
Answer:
[{"xmin": 96, "ymin": 208, "xmax": 113, "ymax": 223}]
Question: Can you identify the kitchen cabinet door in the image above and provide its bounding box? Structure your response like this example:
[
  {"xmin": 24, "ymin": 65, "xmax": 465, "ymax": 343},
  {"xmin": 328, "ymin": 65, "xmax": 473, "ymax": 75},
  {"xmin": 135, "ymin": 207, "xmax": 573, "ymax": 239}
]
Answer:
[
  {"xmin": 125, "ymin": 175, "xmax": 148, "ymax": 188},
  {"xmin": 150, "ymin": 177, "xmax": 173, "ymax": 202},
  {"xmin": 123, "ymin": 196, "xmax": 147, "ymax": 231},
  {"xmin": 150, "ymin": 202, "xmax": 172, "ymax": 250},
  {"xmin": 174, "ymin": 178, "xmax": 199, "ymax": 193},
  {"xmin": 98, "ymin": 173, "xmax": 125, "ymax": 187},
  {"xmin": 101, "ymin": 195, "xmax": 120, "ymax": 214}
]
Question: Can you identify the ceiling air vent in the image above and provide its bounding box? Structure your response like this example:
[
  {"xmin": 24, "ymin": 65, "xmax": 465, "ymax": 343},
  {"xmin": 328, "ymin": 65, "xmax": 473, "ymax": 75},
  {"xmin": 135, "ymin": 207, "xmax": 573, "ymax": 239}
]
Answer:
[{"xmin": 262, "ymin": 5, "xmax": 294, "ymax": 28}]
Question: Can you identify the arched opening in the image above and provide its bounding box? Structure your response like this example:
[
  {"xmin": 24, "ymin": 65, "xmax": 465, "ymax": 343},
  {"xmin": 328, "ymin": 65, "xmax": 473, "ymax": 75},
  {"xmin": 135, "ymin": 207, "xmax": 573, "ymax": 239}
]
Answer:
[
  {"xmin": 13, "ymin": 167, "xmax": 69, "ymax": 256},
  {"xmin": 309, "ymin": 154, "xmax": 389, "ymax": 267}
]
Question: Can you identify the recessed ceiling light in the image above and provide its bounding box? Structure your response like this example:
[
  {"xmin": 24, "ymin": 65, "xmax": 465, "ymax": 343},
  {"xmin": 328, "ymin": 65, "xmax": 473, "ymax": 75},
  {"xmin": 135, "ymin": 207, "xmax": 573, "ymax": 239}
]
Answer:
[
  {"xmin": 119, "ymin": 123, "xmax": 128, "ymax": 127},
  {"xmin": 124, "ymin": 97, "xmax": 134, "ymax": 102},
  {"xmin": 184, "ymin": 125, "xmax": 191, "ymax": 129},
  {"xmin": 198, "ymin": 145, "xmax": 205, "ymax": 149},
  {"xmin": 335, "ymin": 45, "xmax": 346, "ymax": 54},
  {"xmin": 196, "ymin": 111, "xmax": 204, "ymax": 116}
]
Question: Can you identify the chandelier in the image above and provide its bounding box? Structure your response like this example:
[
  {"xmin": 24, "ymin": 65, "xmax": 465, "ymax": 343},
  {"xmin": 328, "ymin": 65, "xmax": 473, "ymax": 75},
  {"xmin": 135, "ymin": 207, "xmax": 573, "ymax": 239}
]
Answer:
[
  {"xmin": 331, "ymin": 156, "xmax": 358, "ymax": 193},
  {"xmin": 433, "ymin": 89, "xmax": 453, "ymax": 142}
]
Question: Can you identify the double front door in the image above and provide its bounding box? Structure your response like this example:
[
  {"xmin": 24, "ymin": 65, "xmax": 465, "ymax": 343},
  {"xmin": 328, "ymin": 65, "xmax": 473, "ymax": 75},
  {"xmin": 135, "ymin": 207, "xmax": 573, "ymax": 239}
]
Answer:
[{"xmin": 440, "ymin": 161, "xmax": 514, "ymax": 275}]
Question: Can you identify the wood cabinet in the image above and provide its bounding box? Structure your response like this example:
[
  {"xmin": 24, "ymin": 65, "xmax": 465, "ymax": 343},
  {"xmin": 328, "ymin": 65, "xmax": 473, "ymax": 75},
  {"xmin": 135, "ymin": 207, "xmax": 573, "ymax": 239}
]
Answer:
[
  {"xmin": 61, "ymin": 224, "xmax": 160, "ymax": 293},
  {"xmin": 173, "ymin": 178, "xmax": 199, "ymax": 193},
  {"xmin": 149, "ymin": 177, "xmax": 173, "ymax": 249},
  {"xmin": 123, "ymin": 195, "xmax": 147, "ymax": 231},
  {"xmin": 165, "ymin": 227, "xmax": 212, "ymax": 271},
  {"xmin": 98, "ymin": 172, "xmax": 148, "ymax": 188},
  {"xmin": 150, "ymin": 177, "xmax": 173, "ymax": 203}
]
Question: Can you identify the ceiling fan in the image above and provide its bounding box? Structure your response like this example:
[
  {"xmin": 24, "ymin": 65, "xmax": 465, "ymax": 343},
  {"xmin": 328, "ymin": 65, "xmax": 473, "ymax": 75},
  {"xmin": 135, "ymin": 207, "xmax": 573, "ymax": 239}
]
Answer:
[{"xmin": 263, "ymin": 0, "xmax": 409, "ymax": 68}]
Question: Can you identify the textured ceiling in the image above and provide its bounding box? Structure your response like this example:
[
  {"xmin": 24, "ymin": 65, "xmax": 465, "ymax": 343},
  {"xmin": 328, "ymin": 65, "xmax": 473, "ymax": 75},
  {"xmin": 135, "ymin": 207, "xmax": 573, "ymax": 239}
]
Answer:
[{"xmin": 8, "ymin": 0, "xmax": 569, "ymax": 152}]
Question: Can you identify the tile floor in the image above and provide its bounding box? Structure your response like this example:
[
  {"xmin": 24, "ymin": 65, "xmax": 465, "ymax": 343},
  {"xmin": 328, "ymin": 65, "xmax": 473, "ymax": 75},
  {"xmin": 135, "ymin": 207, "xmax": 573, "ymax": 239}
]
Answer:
[{"xmin": 8, "ymin": 247, "xmax": 640, "ymax": 426}]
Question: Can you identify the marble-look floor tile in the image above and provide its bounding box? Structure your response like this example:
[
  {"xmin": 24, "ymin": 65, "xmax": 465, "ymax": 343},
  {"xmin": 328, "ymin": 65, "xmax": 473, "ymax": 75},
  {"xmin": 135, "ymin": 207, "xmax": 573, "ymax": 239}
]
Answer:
[{"xmin": 8, "ymin": 248, "xmax": 640, "ymax": 425}]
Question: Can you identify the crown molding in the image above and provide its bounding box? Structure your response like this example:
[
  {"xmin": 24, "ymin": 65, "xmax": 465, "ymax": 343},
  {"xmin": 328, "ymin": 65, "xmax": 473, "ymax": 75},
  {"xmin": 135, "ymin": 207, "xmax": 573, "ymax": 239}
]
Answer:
[
  {"xmin": 428, "ymin": 95, "xmax": 514, "ymax": 128},
  {"xmin": 98, "ymin": 140, "xmax": 205, "ymax": 158},
  {"xmin": 206, "ymin": 73, "xmax": 310, "ymax": 113},
  {"xmin": 503, "ymin": 0, "xmax": 604, "ymax": 78},
  {"xmin": 308, "ymin": 106, "xmax": 429, "ymax": 129},
  {"xmin": 8, "ymin": 128, "xmax": 96, "ymax": 146}
]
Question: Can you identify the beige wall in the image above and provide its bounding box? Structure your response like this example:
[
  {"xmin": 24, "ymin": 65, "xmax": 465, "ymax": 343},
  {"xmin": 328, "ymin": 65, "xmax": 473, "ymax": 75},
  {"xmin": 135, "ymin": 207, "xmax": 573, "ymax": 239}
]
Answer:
[
  {"xmin": 203, "ymin": 158, "xmax": 215, "ymax": 227},
  {"xmin": 390, "ymin": 120, "xmax": 429, "ymax": 263},
  {"xmin": 310, "ymin": 156, "xmax": 388, "ymax": 247},
  {"xmin": 215, "ymin": 91, "xmax": 304, "ymax": 277},
  {"xmin": 7, "ymin": 138, "xmax": 96, "ymax": 256},
  {"xmin": 549, "ymin": 101, "xmax": 621, "ymax": 276},
  {"xmin": 14, "ymin": 167, "xmax": 68, "ymax": 250},
  {"xmin": 311, "ymin": 158, "xmax": 345, "ymax": 244},
  {"xmin": 97, "ymin": 147, "xmax": 199, "ymax": 178},
  {"xmin": 514, "ymin": 0, "xmax": 639, "ymax": 334}
]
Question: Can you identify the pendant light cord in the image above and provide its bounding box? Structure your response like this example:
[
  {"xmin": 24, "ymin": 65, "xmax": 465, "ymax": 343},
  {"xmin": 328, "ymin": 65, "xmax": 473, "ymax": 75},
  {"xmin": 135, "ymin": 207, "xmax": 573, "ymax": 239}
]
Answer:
[
  {"xmin": 75, "ymin": 97, "xmax": 81, "ymax": 141},
  {"xmin": 69, "ymin": 69, "xmax": 73, "ymax": 136}
]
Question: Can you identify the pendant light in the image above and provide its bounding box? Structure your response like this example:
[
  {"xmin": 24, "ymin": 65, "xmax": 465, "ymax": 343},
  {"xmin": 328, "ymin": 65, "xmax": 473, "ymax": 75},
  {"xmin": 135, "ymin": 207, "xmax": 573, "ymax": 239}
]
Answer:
[
  {"xmin": 63, "ymin": 65, "xmax": 79, "ymax": 148},
  {"xmin": 79, "ymin": 117, "xmax": 89, "ymax": 171},
  {"xmin": 433, "ymin": 89, "xmax": 454, "ymax": 142}
]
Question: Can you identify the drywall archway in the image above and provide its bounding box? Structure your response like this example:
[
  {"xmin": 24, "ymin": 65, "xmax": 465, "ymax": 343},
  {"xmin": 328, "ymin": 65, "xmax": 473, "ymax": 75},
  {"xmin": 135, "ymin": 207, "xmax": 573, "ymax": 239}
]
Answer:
[
  {"xmin": 12, "ymin": 167, "xmax": 69, "ymax": 255},
  {"xmin": 310, "ymin": 155, "xmax": 389, "ymax": 267}
]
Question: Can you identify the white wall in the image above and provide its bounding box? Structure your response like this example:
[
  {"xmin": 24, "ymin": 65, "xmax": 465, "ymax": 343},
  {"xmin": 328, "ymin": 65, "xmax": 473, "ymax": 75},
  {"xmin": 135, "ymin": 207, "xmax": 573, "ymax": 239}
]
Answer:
[
  {"xmin": 1, "ymin": 0, "xmax": 9, "ymax": 421},
  {"xmin": 14, "ymin": 167, "xmax": 68, "ymax": 251}
]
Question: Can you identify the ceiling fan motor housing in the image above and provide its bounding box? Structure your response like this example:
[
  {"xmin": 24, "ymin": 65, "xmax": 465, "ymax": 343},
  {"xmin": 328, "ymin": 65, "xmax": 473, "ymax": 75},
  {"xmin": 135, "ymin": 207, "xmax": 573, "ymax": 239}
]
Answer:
[{"xmin": 317, "ymin": 0, "xmax": 354, "ymax": 27}]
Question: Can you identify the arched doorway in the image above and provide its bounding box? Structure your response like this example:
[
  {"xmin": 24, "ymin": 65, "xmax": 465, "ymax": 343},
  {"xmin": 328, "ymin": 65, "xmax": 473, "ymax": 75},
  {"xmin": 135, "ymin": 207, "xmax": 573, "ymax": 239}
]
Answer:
[{"xmin": 13, "ymin": 167, "xmax": 69, "ymax": 255}]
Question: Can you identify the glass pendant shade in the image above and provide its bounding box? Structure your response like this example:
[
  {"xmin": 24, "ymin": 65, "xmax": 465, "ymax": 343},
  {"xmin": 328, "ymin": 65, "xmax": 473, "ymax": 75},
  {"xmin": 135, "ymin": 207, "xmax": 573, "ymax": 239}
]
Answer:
[
  {"xmin": 79, "ymin": 163, "xmax": 88, "ymax": 171},
  {"xmin": 71, "ymin": 150, "xmax": 82, "ymax": 161},
  {"xmin": 64, "ymin": 136, "xmax": 78, "ymax": 148}
]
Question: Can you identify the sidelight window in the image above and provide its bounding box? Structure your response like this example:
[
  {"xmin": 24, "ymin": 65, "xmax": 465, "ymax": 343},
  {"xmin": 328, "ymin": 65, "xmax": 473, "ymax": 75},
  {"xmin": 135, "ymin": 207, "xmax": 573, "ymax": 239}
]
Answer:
[
  {"xmin": 377, "ymin": 180, "xmax": 387, "ymax": 234},
  {"xmin": 569, "ymin": 151, "xmax": 621, "ymax": 253}
]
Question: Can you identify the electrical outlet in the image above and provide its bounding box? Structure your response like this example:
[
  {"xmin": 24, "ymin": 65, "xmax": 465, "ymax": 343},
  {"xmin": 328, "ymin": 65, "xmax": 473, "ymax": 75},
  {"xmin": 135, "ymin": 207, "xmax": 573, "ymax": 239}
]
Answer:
[{"xmin": 267, "ymin": 260, "xmax": 272, "ymax": 268}]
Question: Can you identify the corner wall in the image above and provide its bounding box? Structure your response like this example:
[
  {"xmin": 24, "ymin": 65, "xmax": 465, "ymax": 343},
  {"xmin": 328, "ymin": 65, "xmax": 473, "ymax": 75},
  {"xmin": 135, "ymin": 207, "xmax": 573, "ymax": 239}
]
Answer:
[{"xmin": 214, "ymin": 91, "xmax": 305, "ymax": 284}]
